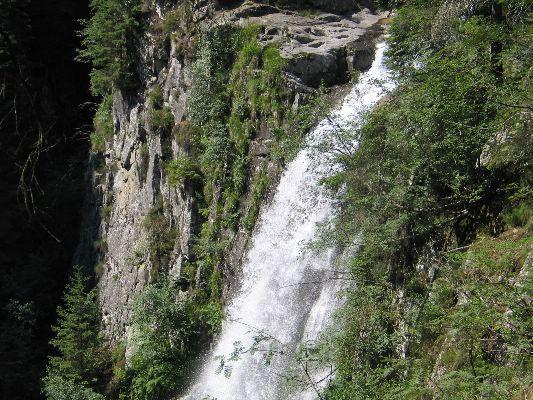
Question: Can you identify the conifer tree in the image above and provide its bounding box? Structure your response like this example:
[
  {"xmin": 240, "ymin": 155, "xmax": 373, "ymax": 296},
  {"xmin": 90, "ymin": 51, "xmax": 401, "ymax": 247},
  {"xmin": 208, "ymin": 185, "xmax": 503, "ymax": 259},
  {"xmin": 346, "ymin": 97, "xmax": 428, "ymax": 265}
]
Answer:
[{"xmin": 42, "ymin": 267, "xmax": 109, "ymax": 400}]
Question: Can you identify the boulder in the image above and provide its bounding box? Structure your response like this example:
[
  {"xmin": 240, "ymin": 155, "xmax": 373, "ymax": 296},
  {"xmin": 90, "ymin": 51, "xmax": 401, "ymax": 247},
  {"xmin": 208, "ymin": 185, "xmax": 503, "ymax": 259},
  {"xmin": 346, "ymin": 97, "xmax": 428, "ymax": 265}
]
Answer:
[{"xmin": 228, "ymin": 4, "xmax": 387, "ymax": 87}]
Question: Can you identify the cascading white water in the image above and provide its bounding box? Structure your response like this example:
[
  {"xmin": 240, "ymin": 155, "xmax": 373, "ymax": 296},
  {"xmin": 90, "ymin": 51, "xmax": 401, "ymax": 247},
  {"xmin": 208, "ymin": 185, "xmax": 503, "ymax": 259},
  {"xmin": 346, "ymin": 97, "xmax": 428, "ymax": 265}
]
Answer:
[{"xmin": 184, "ymin": 41, "xmax": 395, "ymax": 400}]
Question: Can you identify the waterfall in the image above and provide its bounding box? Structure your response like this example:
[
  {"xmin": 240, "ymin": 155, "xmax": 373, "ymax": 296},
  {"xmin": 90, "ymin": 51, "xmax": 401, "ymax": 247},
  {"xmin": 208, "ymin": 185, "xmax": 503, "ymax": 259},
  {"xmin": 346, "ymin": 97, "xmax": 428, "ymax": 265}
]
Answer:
[{"xmin": 184, "ymin": 41, "xmax": 395, "ymax": 400}]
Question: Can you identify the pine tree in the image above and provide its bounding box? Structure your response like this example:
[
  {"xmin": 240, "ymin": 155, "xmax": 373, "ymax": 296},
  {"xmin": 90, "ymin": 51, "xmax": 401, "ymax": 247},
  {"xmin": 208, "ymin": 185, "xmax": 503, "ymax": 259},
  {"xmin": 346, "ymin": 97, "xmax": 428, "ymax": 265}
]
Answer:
[{"xmin": 43, "ymin": 267, "xmax": 109, "ymax": 400}]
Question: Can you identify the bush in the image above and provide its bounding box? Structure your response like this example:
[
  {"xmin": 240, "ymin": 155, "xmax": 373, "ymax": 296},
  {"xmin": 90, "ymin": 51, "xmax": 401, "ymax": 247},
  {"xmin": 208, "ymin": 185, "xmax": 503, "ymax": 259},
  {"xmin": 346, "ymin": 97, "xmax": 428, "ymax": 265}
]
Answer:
[
  {"xmin": 147, "ymin": 85, "xmax": 164, "ymax": 109},
  {"xmin": 143, "ymin": 196, "xmax": 176, "ymax": 275},
  {"xmin": 90, "ymin": 95, "xmax": 114, "ymax": 154},
  {"xmin": 80, "ymin": 0, "xmax": 145, "ymax": 95},
  {"xmin": 174, "ymin": 120, "xmax": 201, "ymax": 155},
  {"xmin": 123, "ymin": 278, "xmax": 222, "ymax": 400},
  {"xmin": 166, "ymin": 156, "xmax": 203, "ymax": 187},
  {"xmin": 148, "ymin": 107, "xmax": 174, "ymax": 133}
]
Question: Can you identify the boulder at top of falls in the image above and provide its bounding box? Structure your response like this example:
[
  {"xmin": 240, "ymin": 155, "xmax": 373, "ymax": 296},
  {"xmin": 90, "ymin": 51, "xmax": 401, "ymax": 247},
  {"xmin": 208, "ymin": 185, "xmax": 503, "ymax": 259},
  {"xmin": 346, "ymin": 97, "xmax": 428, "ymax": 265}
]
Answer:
[{"xmin": 224, "ymin": 3, "xmax": 387, "ymax": 88}]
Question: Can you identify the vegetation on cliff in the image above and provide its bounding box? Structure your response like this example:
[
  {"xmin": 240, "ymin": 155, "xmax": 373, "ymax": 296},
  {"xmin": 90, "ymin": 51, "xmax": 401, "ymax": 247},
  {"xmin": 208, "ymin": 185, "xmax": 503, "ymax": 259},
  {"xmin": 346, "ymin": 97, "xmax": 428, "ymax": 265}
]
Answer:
[
  {"xmin": 119, "ymin": 278, "xmax": 222, "ymax": 400},
  {"xmin": 80, "ymin": 0, "xmax": 146, "ymax": 96},
  {"xmin": 320, "ymin": 1, "xmax": 532, "ymax": 398},
  {"xmin": 43, "ymin": 269, "xmax": 109, "ymax": 400},
  {"xmin": 185, "ymin": 22, "xmax": 320, "ymax": 296}
]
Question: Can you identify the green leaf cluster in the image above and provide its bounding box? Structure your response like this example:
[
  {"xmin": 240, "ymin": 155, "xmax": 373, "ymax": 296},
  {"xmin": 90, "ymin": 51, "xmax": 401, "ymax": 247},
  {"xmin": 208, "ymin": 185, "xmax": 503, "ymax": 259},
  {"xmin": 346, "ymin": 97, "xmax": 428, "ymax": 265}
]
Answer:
[{"xmin": 90, "ymin": 94, "xmax": 114, "ymax": 154}]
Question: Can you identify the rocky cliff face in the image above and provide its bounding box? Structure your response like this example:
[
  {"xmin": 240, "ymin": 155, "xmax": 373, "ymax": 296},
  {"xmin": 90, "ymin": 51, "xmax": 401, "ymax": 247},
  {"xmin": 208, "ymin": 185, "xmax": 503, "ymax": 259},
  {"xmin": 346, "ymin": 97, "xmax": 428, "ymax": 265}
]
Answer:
[{"xmin": 75, "ymin": 0, "xmax": 386, "ymax": 342}]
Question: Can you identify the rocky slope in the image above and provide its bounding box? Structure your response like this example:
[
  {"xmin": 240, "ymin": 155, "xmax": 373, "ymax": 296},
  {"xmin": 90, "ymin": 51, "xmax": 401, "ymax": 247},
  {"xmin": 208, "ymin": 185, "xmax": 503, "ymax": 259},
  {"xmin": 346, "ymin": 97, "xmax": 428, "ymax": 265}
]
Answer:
[{"xmin": 75, "ymin": 0, "xmax": 387, "ymax": 342}]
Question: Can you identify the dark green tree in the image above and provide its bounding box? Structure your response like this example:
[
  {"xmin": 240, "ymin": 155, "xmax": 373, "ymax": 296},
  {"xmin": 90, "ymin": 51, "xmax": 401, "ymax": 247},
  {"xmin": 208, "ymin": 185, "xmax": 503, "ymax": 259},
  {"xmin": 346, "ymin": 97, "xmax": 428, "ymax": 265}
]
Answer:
[
  {"xmin": 79, "ymin": 0, "xmax": 145, "ymax": 96},
  {"xmin": 43, "ymin": 268, "xmax": 110, "ymax": 400}
]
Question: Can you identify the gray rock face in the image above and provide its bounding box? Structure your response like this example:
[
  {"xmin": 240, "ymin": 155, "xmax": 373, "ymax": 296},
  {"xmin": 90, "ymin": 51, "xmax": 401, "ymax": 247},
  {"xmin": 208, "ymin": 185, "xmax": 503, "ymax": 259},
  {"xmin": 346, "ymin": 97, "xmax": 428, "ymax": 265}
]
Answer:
[
  {"xmin": 75, "ymin": 0, "xmax": 387, "ymax": 343},
  {"xmin": 230, "ymin": 4, "xmax": 387, "ymax": 87},
  {"xmin": 75, "ymin": 35, "xmax": 196, "ymax": 340}
]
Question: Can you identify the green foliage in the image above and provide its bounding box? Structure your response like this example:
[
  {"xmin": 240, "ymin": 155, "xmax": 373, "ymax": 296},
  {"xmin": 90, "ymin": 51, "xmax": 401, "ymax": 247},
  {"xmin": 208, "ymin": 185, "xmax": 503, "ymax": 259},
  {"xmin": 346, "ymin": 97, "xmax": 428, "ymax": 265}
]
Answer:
[
  {"xmin": 387, "ymin": 2, "xmax": 438, "ymax": 70},
  {"xmin": 159, "ymin": 2, "xmax": 195, "ymax": 43},
  {"xmin": 270, "ymin": 88, "xmax": 328, "ymax": 162},
  {"xmin": 138, "ymin": 142, "xmax": 149, "ymax": 182},
  {"xmin": 503, "ymin": 202, "xmax": 532, "ymax": 228},
  {"xmin": 143, "ymin": 196, "xmax": 177, "ymax": 275},
  {"xmin": 90, "ymin": 95, "xmax": 114, "ymax": 154},
  {"xmin": 147, "ymin": 85, "xmax": 164, "ymax": 109},
  {"xmin": 161, "ymin": 8, "xmax": 182, "ymax": 34},
  {"xmin": 93, "ymin": 237, "xmax": 108, "ymax": 254},
  {"xmin": 147, "ymin": 85, "xmax": 175, "ymax": 161},
  {"xmin": 100, "ymin": 193, "xmax": 114, "ymax": 221},
  {"xmin": 148, "ymin": 107, "xmax": 174, "ymax": 133},
  {"xmin": 174, "ymin": 121, "xmax": 202, "ymax": 154},
  {"xmin": 326, "ymin": 230, "xmax": 533, "ymax": 398},
  {"xmin": 42, "ymin": 375, "xmax": 105, "ymax": 400},
  {"xmin": 187, "ymin": 25, "xmax": 262, "ymax": 252},
  {"xmin": 296, "ymin": 8, "xmax": 321, "ymax": 18},
  {"xmin": 80, "ymin": 0, "xmax": 145, "ymax": 95},
  {"xmin": 244, "ymin": 167, "xmax": 272, "ymax": 232},
  {"xmin": 43, "ymin": 267, "xmax": 110, "ymax": 399},
  {"xmin": 119, "ymin": 277, "xmax": 222, "ymax": 400},
  {"xmin": 322, "ymin": 2, "xmax": 533, "ymax": 399},
  {"xmin": 166, "ymin": 155, "xmax": 203, "ymax": 187}
]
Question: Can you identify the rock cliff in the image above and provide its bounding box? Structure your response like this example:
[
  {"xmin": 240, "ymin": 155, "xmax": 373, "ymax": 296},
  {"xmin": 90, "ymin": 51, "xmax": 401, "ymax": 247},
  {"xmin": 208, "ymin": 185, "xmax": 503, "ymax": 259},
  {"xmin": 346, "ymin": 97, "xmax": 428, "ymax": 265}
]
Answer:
[{"xmin": 75, "ymin": 0, "xmax": 386, "ymax": 342}]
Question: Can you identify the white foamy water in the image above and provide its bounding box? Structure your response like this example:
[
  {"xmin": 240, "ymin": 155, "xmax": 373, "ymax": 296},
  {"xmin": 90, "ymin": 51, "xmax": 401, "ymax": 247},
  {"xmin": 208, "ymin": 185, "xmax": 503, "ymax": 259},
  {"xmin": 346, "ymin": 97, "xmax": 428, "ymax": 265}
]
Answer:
[{"xmin": 184, "ymin": 41, "xmax": 395, "ymax": 400}]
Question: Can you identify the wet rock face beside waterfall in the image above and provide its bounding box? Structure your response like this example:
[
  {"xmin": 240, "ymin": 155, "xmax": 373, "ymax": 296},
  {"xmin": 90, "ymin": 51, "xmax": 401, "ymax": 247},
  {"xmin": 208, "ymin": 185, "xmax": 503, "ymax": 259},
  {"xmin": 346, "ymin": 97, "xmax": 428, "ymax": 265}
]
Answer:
[{"xmin": 75, "ymin": 0, "xmax": 386, "ymax": 342}]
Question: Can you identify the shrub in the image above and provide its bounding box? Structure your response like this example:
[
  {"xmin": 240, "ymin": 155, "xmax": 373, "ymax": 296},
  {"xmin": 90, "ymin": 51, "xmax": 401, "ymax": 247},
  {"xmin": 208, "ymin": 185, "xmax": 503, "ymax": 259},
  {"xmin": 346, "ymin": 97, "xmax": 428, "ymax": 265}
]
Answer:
[
  {"xmin": 147, "ymin": 85, "xmax": 164, "ymax": 109},
  {"xmin": 174, "ymin": 120, "xmax": 201, "ymax": 155},
  {"xmin": 80, "ymin": 0, "xmax": 145, "ymax": 95},
  {"xmin": 124, "ymin": 278, "xmax": 222, "ymax": 400},
  {"xmin": 90, "ymin": 95, "xmax": 114, "ymax": 154},
  {"xmin": 166, "ymin": 156, "xmax": 203, "ymax": 187},
  {"xmin": 143, "ymin": 196, "xmax": 176, "ymax": 275},
  {"xmin": 503, "ymin": 202, "xmax": 532, "ymax": 228},
  {"xmin": 148, "ymin": 107, "xmax": 174, "ymax": 133}
]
